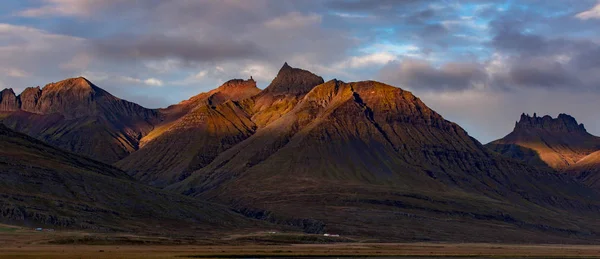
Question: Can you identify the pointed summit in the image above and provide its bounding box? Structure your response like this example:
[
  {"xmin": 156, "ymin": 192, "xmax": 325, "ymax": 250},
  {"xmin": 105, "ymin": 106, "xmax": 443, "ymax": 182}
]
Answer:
[{"xmin": 262, "ymin": 62, "xmax": 324, "ymax": 96}]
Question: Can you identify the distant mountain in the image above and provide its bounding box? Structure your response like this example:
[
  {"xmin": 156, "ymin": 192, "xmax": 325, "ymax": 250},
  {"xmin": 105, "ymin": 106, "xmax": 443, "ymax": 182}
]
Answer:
[
  {"xmin": 116, "ymin": 78, "xmax": 261, "ymax": 187},
  {"xmin": 168, "ymin": 79, "xmax": 600, "ymax": 242},
  {"xmin": 486, "ymin": 113, "xmax": 600, "ymax": 170},
  {"xmin": 0, "ymin": 77, "xmax": 159, "ymax": 163},
  {"xmin": 0, "ymin": 124, "xmax": 259, "ymax": 233}
]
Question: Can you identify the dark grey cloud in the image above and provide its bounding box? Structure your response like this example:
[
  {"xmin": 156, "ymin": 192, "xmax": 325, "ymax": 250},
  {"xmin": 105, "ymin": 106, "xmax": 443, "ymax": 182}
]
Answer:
[
  {"xmin": 507, "ymin": 59, "xmax": 578, "ymax": 89},
  {"xmin": 378, "ymin": 59, "xmax": 487, "ymax": 91},
  {"xmin": 93, "ymin": 35, "xmax": 265, "ymax": 64}
]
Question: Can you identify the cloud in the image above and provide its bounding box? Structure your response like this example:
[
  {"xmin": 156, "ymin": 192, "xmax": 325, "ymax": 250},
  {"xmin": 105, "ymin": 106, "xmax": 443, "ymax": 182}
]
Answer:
[
  {"xmin": 335, "ymin": 52, "xmax": 397, "ymax": 69},
  {"xmin": 92, "ymin": 35, "xmax": 264, "ymax": 64},
  {"xmin": 16, "ymin": 0, "xmax": 124, "ymax": 17},
  {"xmin": 378, "ymin": 59, "xmax": 487, "ymax": 91},
  {"xmin": 576, "ymin": 2, "xmax": 600, "ymax": 20},
  {"xmin": 1, "ymin": 68, "xmax": 28, "ymax": 78},
  {"xmin": 327, "ymin": 0, "xmax": 420, "ymax": 12},
  {"xmin": 264, "ymin": 12, "xmax": 322, "ymax": 29},
  {"xmin": 144, "ymin": 78, "xmax": 163, "ymax": 87}
]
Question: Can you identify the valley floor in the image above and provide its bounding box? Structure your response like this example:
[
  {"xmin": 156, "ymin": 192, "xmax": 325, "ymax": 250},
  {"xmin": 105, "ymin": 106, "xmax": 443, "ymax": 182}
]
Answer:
[
  {"xmin": 2, "ymin": 224, "xmax": 600, "ymax": 258},
  {"xmin": 2, "ymin": 243, "xmax": 600, "ymax": 258}
]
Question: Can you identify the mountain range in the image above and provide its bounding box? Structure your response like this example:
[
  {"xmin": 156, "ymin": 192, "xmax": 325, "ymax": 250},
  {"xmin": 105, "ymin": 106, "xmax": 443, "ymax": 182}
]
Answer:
[{"xmin": 2, "ymin": 63, "xmax": 600, "ymax": 242}]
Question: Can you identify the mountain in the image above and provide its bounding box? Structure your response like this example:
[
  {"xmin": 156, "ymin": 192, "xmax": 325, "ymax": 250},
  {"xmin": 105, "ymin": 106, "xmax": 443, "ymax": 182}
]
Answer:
[
  {"xmin": 117, "ymin": 63, "xmax": 323, "ymax": 187},
  {"xmin": 116, "ymin": 79, "xmax": 260, "ymax": 187},
  {"xmin": 167, "ymin": 79, "xmax": 600, "ymax": 242},
  {"xmin": 0, "ymin": 124, "xmax": 261, "ymax": 234},
  {"xmin": 5, "ymin": 66, "xmax": 600, "ymax": 242},
  {"xmin": 566, "ymin": 151, "xmax": 600, "ymax": 189},
  {"xmin": 486, "ymin": 113, "xmax": 600, "ymax": 171},
  {"xmin": 0, "ymin": 77, "xmax": 159, "ymax": 163},
  {"xmin": 241, "ymin": 62, "xmax": 325, "ymax": 127}
]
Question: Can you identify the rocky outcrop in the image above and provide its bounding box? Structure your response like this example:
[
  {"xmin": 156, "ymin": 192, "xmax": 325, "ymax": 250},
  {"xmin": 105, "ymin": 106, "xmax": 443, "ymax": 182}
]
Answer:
[
  {"xmin": 514, "ymin": 113, "xmax": 587, "ymax": 134},
  {"xmin": 487, "ymin": 113, "xmax": 600, "ymax": 170},
  {"xmin": 0, "ymin": 88, "xmax": 19, "ymax": 111},
  {"xmin": 18, "ymin": 86, "xmax": 42, "ymax": 113}
]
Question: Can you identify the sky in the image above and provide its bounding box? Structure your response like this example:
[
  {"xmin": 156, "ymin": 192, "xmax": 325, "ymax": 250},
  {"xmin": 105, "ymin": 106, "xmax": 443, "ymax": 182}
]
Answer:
[{"xmin": 1, "ymin": 0, "xmax": 600, "ymax": 143}]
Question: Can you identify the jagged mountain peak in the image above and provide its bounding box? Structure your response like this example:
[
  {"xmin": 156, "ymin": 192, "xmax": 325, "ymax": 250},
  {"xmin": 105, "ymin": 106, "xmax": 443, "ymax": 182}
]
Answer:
[
  {"xmin": 515, "ymin": 113, "xmax": 586, "ymax": 133},
  {"xmin": 262, "ymin": 62, "xmax": 324, "ymax": 96},
  {"xmin": 488, "ymin": 113, "xmax": 600, "ymax": 170}
]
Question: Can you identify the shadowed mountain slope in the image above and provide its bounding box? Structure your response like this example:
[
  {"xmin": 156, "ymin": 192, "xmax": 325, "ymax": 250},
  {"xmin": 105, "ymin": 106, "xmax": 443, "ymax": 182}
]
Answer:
[
  {"xmin": 0, "ymin": 77, "xmax": 159, "ymax": 163},
  {"xmin": 116, "ymin": 79, "xmax": 260, "ymax": 187},
  {"xmin": 168, "ymin": 80, "xmax": 600, "ymax": 243},
  {"xmin": 0, "ymin": 124, "xmax": 261, "ymax": 233},
  {"xmin": 486, "ymin": 113, "xmax": 600, "ymax": 170}
]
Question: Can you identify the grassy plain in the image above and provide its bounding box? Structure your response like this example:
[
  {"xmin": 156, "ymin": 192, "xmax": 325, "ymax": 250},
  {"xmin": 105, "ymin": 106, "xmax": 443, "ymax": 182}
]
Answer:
[{"xmin": 2, "ymin": 224, "xmax": 600, "ymax": 259}]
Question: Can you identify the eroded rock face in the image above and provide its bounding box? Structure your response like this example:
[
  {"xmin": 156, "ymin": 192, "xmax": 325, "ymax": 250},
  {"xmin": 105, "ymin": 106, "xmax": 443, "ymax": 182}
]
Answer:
[
  {"xmin": 487, "ymin": 113, "xmax": 600, "ymax": 170},
  {"xmin": 0, "ymin": 88, "xmax": 19, "ymax": 111},
  {"xmin": 514, "ymin": 113, "xmax": 587, "ymax": 133},
  {"xmin": 18, "ymin": 86, "xmax": 42, "ymax": 113}
]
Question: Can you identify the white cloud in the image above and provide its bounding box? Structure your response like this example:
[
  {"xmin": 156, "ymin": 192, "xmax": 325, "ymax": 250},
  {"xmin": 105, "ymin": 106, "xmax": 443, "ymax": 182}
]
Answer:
[
  {"xmin": 116, "ymin": 76, "xmax": 164, "ymax": 87},
  {"xmin": 335, "ymin": 52, "xmax": 397, "ymax": 69},
  {"xmin": 441, "ymin": 16, "xmax": 488, "ymax": 31},
  {"xmin": 264, "ymin": 12, "xmax": 322, "ymax": 29},
  {"xmin": 1, "ymin": 68, "xmax": 28, "ymax": 78},
  {"xmin": 576, "ymin": 2, "xmax": 600, "ymax": 20},
  {"xmin": 144, "ymin": 78, "xmax": 164, "ymax": 86},
  {"xmin": 242, "ymin": 63, "xmax": 276, "ymax": 83},
  {"xmin": 193, "ymin": 70, "xmax": 208, "ymax": 80}
]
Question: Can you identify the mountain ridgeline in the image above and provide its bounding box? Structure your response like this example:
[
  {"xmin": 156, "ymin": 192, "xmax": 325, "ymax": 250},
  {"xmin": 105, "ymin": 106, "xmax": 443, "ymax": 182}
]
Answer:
[
  {"xmin": 486, "ymin": 113, "xmax": 600, "ymax": 190},
  {"xmin": 2, "ymin": 63, "xmax": 600, "ymax": 243},
  {"xmin": 0, "ymin": 77, "xmax": 159, "ymax": 163}
]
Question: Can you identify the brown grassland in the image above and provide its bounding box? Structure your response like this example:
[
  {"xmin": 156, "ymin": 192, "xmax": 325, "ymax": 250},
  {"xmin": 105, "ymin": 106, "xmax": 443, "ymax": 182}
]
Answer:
[{"xmin": 2, "ymin": 224, "xmax": 600, "ymax": 258}]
